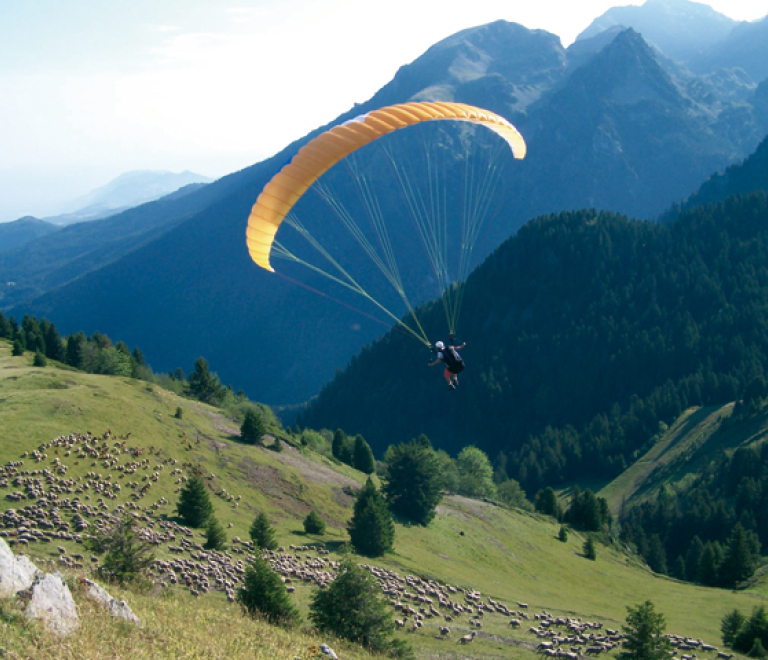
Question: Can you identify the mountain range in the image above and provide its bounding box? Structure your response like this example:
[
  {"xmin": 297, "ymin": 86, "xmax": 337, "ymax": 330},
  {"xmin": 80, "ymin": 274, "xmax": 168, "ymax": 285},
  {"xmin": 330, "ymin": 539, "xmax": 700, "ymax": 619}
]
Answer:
[{"xmin": 5, "ymin": 0, "xmax": 768, "ymax": 408}]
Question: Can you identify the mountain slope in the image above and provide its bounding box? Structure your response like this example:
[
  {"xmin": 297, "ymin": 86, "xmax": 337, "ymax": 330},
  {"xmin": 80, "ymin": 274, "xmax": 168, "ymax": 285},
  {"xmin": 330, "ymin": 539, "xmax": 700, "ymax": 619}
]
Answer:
[
  {"xmin": 11, "ymin": 23, "xmax": 768, "ymax": 406},
  {"xmin": 578, "ymin": 0, "xmax": 737, "ymax": 66},
  {"xmin": 0, "ymin": 216, "xmax": 58, "ymax": 253},
  {"xmin": 299, "ymin": 192, "xmax": 768, "ymax": 492},
  {"xmin": 0, "ymin": 339, "xmax": 765, "ymax": 659}
]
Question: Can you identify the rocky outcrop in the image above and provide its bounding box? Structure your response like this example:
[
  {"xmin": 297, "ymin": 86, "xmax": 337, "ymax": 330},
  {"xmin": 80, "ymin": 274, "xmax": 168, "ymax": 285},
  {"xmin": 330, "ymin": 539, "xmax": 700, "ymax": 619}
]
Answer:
[
  {"xmin": 24, "ymin": 572, "xmax": 79, "ymax": 636},
  {"xmin": 0, "ymin": 537, "xmax": 41, "ymax": 598},
  {"xmin": 81, "ymin": 578, "xmax": 140, "ymax": 625}
]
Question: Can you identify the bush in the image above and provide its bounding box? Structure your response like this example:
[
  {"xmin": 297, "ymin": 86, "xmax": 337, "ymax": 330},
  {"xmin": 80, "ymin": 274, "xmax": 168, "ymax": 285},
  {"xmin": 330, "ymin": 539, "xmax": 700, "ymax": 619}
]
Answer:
[
  {"xmin": 84, "ymin": 514, "xmax": 155, "ymax": 585},
  {"xmin": 383, "ymin": 438, "xmax": 443, "ymax": 526},
  {"xmin": 559, "ymin": 526, "xmax": 568, "ymax": 542},
  {"xmin": 238, "ymin": 556, "xmax": 300, "ymax": 626},
  {"xmin": 250, "ymin": 512, "xmax": 278, "ymax": 550},
  {"xmin": 309, "ymin": 558, "xmax": 411, "ymax": 658},
  {"xmin": 12, "ymin": 340, "xmax": 23, "ymax": 356},
  {"xmin": 241, "ymin": 408, "xmax": 266, "ymax": 445},
  {"xmin": 204, "ymin": 516, "xmax": 227, "ymax": 551},
  {"xmin": 33, "ymin": 350, "xmax": 47, "ymax": 367},
  {"xmin": 584, "ymin": 536, "xmax": 597, "ymax": 560},
  {"xmin": 303, "ymin": 509, "xmax": 326, "ymax": 535}
]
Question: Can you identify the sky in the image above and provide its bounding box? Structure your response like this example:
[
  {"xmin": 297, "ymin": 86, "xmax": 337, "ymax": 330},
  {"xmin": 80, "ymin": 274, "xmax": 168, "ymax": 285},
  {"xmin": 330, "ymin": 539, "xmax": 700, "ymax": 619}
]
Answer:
[{"xmin": 1, "ymin": 0, "xmax": 766, "ymax": 222}]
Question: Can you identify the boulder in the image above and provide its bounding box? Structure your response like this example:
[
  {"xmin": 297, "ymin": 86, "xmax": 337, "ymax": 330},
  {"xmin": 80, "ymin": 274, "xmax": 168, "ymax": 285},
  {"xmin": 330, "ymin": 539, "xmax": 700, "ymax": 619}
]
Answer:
[
  {"xmin": 81, "ymin": 578, "xmax": 140, "ymax": 625},
  {"xmin": 25, "ymin": 572, "xmax": 79, "ymax": 636},
  {"xmin": 0, "ymin": 537, "xmax": 41, "ymax": 598}
]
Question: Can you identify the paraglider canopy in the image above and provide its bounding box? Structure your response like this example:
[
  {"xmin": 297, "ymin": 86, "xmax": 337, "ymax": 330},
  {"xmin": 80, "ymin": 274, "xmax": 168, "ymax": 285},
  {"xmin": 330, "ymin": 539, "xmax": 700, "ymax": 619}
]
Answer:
[{"xmin": 246, "ymin": 101, "xmax": 526, "ymax": 273}]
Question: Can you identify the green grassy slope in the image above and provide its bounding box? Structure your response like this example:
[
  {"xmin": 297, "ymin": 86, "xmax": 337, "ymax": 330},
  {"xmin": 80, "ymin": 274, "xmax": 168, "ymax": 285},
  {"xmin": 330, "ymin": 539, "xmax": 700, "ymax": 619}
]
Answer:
[{"xmin": 1, "ymin": 339, "xmax": 766, "ymax": 659}]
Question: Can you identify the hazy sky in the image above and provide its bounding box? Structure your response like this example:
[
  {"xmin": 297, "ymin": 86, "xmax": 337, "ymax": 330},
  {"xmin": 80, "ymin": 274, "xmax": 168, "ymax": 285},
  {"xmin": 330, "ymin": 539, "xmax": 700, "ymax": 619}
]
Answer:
[{"xmin": 1, "ymin": 0, "xmax": 766, "ymax": 222}]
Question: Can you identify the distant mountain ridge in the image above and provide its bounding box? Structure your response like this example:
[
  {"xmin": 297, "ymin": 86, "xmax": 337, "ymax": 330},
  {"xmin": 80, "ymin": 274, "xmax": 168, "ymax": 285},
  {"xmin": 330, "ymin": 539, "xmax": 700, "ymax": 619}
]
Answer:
[
  {"xmin": 0, "ymin": 217, "xmax": 58, "ymax": 254},
  {"xmin": 8, "ymin": 3, "xmax": 768, "ymax": 406},
  {"xmin": 43, "ymin": 170, "xmax": 212, "ymax": 226}
]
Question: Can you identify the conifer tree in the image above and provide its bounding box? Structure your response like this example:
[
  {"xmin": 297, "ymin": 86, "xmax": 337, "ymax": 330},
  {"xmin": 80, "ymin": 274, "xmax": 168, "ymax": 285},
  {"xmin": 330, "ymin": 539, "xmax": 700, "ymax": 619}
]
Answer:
[
  {"xmin": 250, "ymin": 512, "xmax": 278, "ymax": 550},
  {"xmin": 12, "ymin": 339, "xmax": 23, "ymax": 356},
  {"xmin": 619, "ymin": 601, "xmax": 671, "ymax": 660},
  {"xmin": 204, "ymin": 515, "xmax": 227, "ymax": 551},
  {"xmin": 558, "ymin": 526, "xmax": 568, "ymax": 542},
  {"xmin": 238, "ymin": 555, "xmax": 300, "ymax": 626},
  {"xmin": 241, "ymin": 408, "xmax": 266, "ymax": 445},
  {"xmin": 176, "ymin": 475, "xmax": 214, "ymax": 528},
  {"xmin": 719, "ymin": 523, "xmax": 757, "ymax": 587},
  {"xmin": 303, "ymin": 509, "xmax": 326, "ymax": 535},
  {"xmin": 187, "ymin": 357, "xmax": 225, "ymax": 404},
  {"xmin": 353, "ymin": 435, "xmax": 376, "ymax": 474},
  {"xmin": 309, "ymin": 558, "xmax": 407, "ymax": 657},
  {"xmin": 349, "ymin": 478, "xmax": 394, "ymax": 557},
  {"xmin": 584, "ymin": 536, "xmax": 597, "ymax": 560},
  {"xmin": 722, "ymin": 609, "xmax": 747, "ymax": 647},
  {"xmin": 733, "ymin": 606, "xmax": 768, "ymax": 656},
  {"xmin": 383, "ymin": 438, "xmax": 442, "ymax": 526},
  {"xmin": 332, "ymin": 429, "xmax": 348, "ymax": 461},
  {"xmin": 535, "ymin": 487, "xmax": 563, "ymax": 520}
]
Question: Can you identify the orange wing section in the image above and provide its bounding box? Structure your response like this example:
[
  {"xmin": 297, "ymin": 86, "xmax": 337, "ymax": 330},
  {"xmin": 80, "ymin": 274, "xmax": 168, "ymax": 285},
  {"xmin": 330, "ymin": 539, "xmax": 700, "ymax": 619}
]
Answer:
[{"xmin": 246, "ymin": 101, "xmax": 526, "ymax": 272}]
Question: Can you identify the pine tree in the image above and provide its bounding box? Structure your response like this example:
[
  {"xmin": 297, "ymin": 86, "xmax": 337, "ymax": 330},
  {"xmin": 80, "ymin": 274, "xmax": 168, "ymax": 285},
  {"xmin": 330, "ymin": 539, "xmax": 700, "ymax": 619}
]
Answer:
[
  {"xmin": 176, "ymin": 476, "xmax": 214, "ymax": 527},
  {"xmin": 241, "ymin": 408, "xmax": 266, "ymax": 445},
  {"xmin": 238, "ymin": 555, "xmax": 300, "ymax": 626},
  {"xmin": 204, "ymin": 515, "xmax": 227, "ymax": 551},
  {"xmin": 12, "ymin": 340, "xmax": 23, "ymax": 356},
  {"xmin": 558, "ymin": 526, "xmax": 568, "ymax": 542},
  {"xmin": 722, "ymin": 609, "xmax": 746, "ymax": 647},
  {"xmin": 646, "ymin": 534, "xmax": 668, "ymax": 575},
  {"xmin": 84, "ymin": 513, "xmax": 155, "ymax": 586},
  {"xmin": 383, "ymin": 439, "xmax": 443, "ymax": 526},
  {"xmin": 535, "ymin": 487, "xmax": 563, "ymax": 520},
  {"xmin": 187, "ymin": 357, "xmax": 225, "ymax": 405},
  {"xmin": 332, "ymin": 429, "xmax": 348, "ymax": 461},
  {"xmin": 309, "ymin": 558, "xmax": 401, "ymax": 655},
  {"xmin": 619, "ymin": 601, "xmax": 671, "ymax": 660},
  {"xmin": 697, "ymin": 542, "xmax": 720, "ymax": 586},
  {"xmin": 33, "ymin": 350, "xmax": 47, "ymax": 367},
  {"xmin": 733, "ymin": 606, "xmax": 768, "ymax": 656},
  {"xmin": 719, "ymin": 523, "xmax": 756, "ymax": 587},
  {"xmin": 250, "ymin": 512, "xmax": 278, "ymax": 550},
  {"xmin": 353, "ymin": 435, "xmax": 376, "ymax": 474},
  {"xmin": 349, "ymin": 478, "xmax": 394, "ymax": 557},
  {"xmin": 303, "ymin": 509, "xmax": 326, "ymax": 535},
  {"xmin": 584, "ymin": 536, "xmax": 597, "ymax": 560}
]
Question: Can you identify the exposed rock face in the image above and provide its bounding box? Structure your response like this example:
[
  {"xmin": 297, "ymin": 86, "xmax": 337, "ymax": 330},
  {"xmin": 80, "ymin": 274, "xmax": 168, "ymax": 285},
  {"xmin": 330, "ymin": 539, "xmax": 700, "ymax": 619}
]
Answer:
[
  {"xmin": 25, "ymin": 572, "xmax": 79, "ymax": 637},
  {"xmin": 0, "ymin": 537, "xmax": 41, "ymax": 598},
  {"xmin": 81, "ymin": 578, "xmax": 140, "ymax": 625}
]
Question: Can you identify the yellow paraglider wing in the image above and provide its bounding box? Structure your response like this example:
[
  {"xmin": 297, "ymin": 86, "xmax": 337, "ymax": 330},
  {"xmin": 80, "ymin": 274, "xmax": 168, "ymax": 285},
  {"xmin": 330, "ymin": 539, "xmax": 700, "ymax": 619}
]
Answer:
[{"xmin": 245, "ymin": 101, "xmax": 526, "ymax": 272}]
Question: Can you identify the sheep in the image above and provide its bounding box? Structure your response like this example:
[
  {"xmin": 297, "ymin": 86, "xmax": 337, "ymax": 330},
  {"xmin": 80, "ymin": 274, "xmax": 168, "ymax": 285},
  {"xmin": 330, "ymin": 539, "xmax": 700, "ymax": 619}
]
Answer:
[
  {"xmin": 439, "ymin": 626, "xmax": 450, "ymax": 636},
  {"xmin": 458, "ymin": 631, "xmax": 477, "ymax": 644}
]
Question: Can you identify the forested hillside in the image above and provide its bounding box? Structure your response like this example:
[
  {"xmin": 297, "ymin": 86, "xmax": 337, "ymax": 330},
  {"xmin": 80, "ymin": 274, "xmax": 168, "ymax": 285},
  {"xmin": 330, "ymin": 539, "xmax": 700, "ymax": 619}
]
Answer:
[{"xmin": 300, "ymin": 191, "xmax": 768, "ymax": 496}]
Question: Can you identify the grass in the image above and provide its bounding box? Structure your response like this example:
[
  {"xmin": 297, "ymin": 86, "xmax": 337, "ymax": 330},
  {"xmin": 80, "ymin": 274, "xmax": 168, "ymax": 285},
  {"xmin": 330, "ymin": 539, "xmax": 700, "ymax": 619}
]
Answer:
[{"xmin": 1, "ymin": 338, "xmax": 767, "ymax": 659}]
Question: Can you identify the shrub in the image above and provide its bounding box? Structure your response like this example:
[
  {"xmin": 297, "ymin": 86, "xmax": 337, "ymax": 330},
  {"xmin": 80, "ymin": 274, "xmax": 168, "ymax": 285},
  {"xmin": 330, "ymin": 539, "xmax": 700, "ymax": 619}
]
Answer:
[
  {"xmin": 303, "ymin": 509, "xmax": 326, "ymax": 535},
  {"xmin": 250, "ymin": 512, "xmax": 278, "ymax": 551},
  {"xmin": 559, "ymin": 526, "xmax": 568, "ymax": 542},
  {"xmin": 241, "ymin": 408, "xmax": 266, "ymax": 445},
  {"xmin": 33, "ymin": 351, "xmax": 47, "ymax": 367},
  {"xmin": 84, "ymin": 514, "xmax": 155, "ymax": 585},
  {"xmin": 309, "ymin": 558, "xmax": 411, "ymax": 658},
  {"xmin": 238, "ymin": 556, "xmax": 300, "ymax": 626},
  {"xmin": 204, "ymin": 516, "xmax": 227, "ymax": 551},
  {"xmin": 584, "ymin": 536, "xmax": 597, "ymax": 560}
]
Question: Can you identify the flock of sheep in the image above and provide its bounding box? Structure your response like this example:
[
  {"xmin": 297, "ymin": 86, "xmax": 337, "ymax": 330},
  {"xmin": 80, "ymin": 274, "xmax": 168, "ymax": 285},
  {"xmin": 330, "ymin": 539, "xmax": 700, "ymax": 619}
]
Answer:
[{"xmin": 0, "ymin": 431, "xmax": 728, "ymax": 657}]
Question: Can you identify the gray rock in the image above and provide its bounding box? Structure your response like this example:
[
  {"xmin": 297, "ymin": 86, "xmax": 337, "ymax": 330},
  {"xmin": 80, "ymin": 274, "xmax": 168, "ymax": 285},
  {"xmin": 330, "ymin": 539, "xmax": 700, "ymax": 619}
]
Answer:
[
  {"xmin": 0, "ymin": 537, "xmax": 41, "ymax": 598},
  {"xmin": 25, "ymin": 572, "xmax": 79, "ymax": 636},
  {"xmin": 81, "ymin": 578, "xmax": 140, "ymax": 625}
]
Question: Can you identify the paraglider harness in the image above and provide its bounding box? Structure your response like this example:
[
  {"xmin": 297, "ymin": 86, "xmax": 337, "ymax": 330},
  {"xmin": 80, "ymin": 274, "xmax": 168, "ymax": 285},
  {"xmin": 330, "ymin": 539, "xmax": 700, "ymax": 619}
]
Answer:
[{"xmin": 437, "ymin": 336, "xmax": 464, "ymax": 374}]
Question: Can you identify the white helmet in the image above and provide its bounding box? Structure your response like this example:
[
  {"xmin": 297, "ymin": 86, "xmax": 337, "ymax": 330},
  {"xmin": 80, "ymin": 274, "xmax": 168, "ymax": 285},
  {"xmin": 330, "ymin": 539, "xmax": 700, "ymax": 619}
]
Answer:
[{"xmin": 435, "ymin": 341, "xmax": 445, "ymax": 350}]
